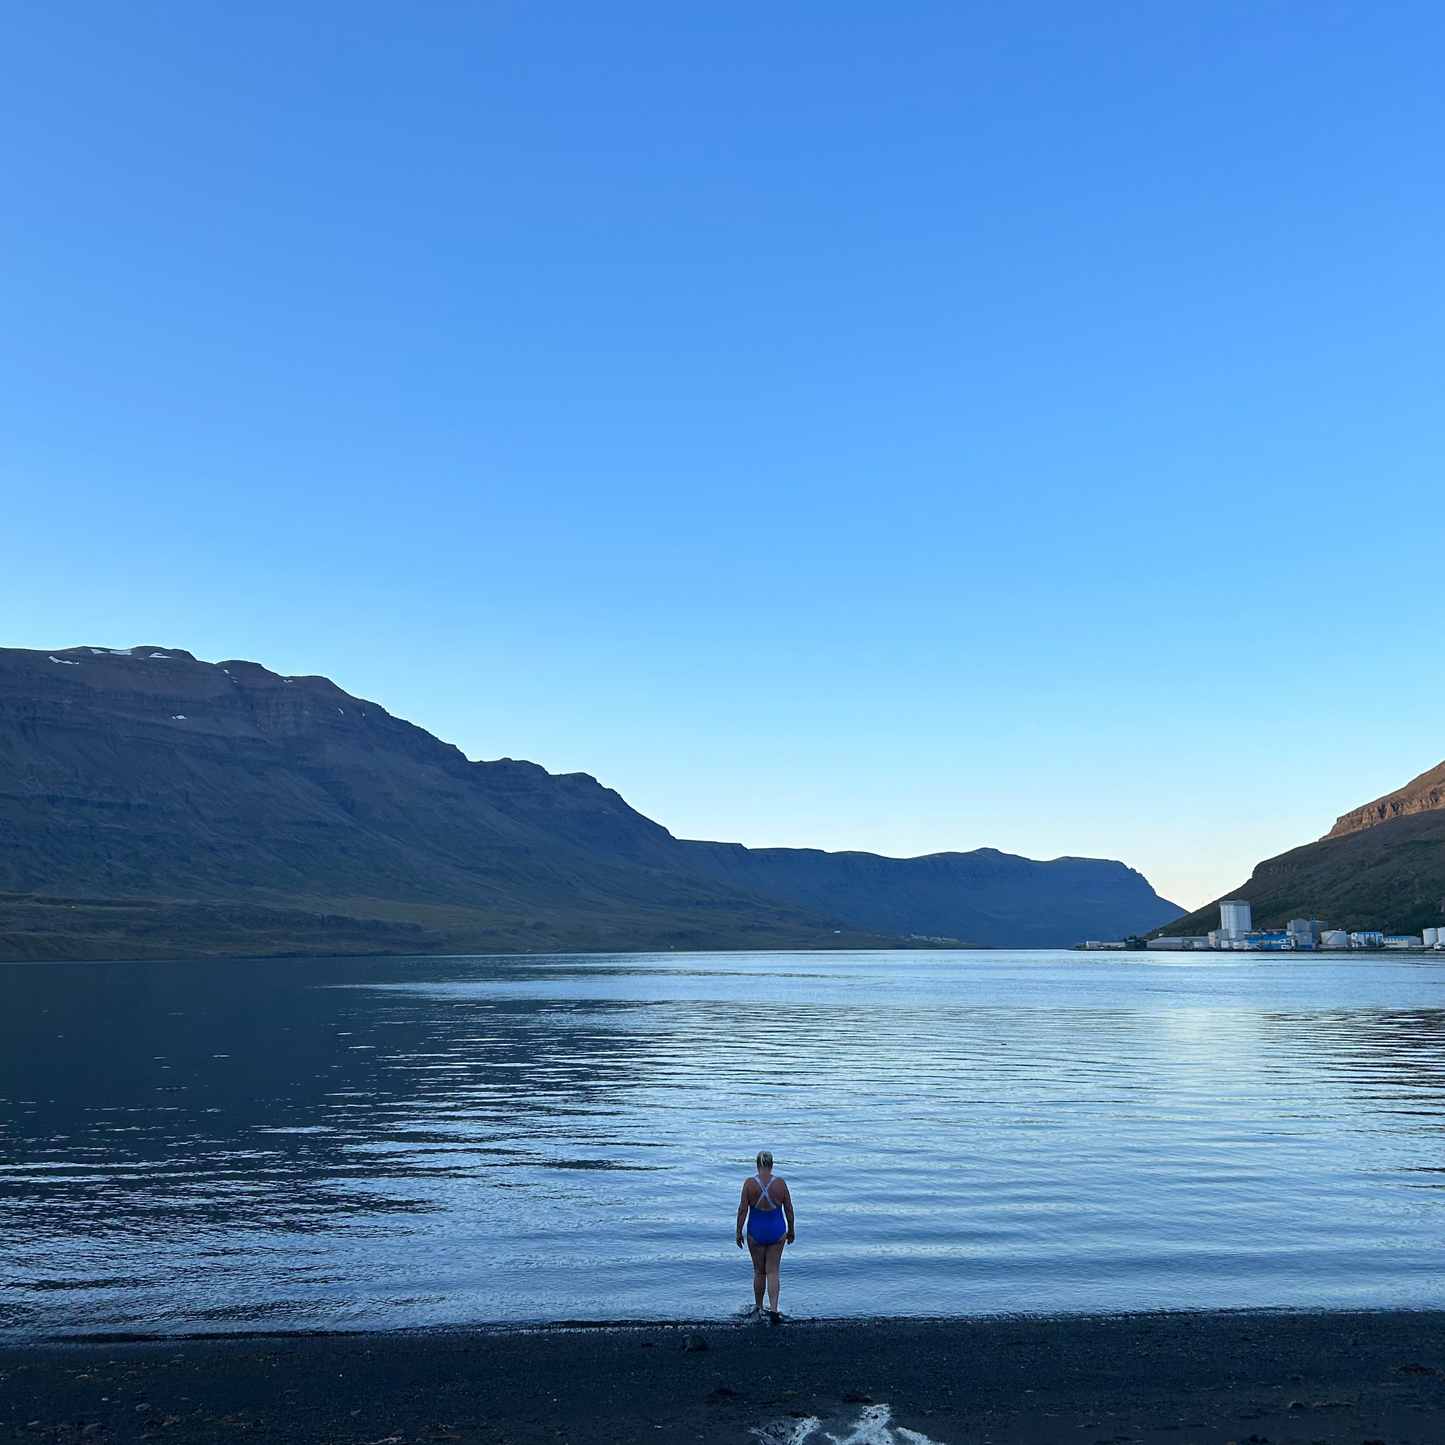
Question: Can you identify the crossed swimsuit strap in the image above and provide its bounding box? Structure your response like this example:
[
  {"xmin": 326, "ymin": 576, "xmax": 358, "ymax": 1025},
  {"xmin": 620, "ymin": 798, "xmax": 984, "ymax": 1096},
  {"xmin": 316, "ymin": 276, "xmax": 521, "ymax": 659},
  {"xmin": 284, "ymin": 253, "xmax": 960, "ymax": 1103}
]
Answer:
[{"xmin": 753, "ymin": 1175, "xmax": 777, "ymax": 1208}]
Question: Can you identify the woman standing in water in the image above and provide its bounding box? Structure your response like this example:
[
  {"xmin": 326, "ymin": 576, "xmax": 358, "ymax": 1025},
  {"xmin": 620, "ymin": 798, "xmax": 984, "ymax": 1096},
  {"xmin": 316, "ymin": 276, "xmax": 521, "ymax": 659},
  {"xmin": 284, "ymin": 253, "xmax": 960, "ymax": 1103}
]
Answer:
[{"xmin": 735, "ymin": 1150, "xmax": 794, "ymax": 1319}]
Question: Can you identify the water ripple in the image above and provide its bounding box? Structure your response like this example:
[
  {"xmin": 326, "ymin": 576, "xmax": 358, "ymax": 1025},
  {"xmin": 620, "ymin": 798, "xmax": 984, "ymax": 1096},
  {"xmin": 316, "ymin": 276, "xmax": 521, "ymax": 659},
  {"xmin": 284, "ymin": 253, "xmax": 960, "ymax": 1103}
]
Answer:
[{"xmin": 4, "ymin": 950, "xmax": 1445, "ymax": 1334}]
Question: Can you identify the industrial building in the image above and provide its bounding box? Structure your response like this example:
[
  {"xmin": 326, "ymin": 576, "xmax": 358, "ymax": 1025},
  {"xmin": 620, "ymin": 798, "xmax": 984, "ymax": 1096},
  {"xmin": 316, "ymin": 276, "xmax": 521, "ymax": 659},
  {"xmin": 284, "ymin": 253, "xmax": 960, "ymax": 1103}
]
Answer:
[
  {"xmin": 1217, "ymin": 899, "xmax": 1252, "ymax": 937},
  {"xmin": 1137, "ymin": 907, "xmax": 1440, "ymax": 951},
  {"xmin": 1081, "ymin": 906, "xmax": 1444, "ymax": 951}
]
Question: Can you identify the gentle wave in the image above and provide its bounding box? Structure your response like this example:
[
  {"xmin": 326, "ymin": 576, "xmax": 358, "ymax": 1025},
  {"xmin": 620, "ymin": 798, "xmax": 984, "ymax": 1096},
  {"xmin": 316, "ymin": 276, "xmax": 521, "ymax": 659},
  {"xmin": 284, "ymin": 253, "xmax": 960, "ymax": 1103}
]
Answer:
[{"xmin": 3, "ymin": 950, "xmax": 1445, "ymax": 1334}]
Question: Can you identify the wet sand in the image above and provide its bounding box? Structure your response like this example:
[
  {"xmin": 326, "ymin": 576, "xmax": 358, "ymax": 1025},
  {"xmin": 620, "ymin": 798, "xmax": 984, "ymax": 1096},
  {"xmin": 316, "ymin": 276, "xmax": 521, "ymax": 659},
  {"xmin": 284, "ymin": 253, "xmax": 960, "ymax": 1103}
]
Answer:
[{"xmin": 3, "ymin": 1311, "xmax": 1444, "ymax": 1445}]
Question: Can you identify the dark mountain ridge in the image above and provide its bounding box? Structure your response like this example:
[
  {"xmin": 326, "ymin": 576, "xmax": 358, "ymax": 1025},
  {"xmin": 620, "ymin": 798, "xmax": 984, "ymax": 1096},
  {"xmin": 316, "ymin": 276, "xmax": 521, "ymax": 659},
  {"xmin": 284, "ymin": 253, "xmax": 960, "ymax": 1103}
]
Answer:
[
  {"xmin": 681, "ymin": 840, "xmax": 1174, "ymax": 949},
  {"xmin": 0, "ymin": 645, "xmax": 1182, "ymax": 959}
]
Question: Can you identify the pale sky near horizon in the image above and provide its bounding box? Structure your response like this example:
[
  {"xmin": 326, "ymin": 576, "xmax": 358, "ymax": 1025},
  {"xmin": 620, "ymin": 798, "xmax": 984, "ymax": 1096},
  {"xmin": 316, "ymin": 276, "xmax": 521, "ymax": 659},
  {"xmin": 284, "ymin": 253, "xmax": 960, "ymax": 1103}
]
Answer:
[{"xmin": 3, "ymin": 2, "xmax": 1443, "ymax": 913}]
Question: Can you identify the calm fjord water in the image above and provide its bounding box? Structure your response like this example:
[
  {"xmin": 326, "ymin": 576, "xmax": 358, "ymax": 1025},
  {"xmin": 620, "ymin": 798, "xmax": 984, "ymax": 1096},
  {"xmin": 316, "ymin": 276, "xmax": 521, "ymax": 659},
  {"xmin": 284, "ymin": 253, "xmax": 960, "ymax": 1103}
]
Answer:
[{"xmin": 3, "ymin": 949, "xmax": 1445, "ymax": 1336}]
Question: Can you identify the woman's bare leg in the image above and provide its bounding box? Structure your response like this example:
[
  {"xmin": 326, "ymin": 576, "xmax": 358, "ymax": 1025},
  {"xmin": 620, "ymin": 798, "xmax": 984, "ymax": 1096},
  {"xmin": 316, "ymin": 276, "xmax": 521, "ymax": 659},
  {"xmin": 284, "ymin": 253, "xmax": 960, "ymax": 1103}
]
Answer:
[
  {"xmin": 747, "ymin": 1238, "xmax": 767, "ymax": 1309},
  {"xmin": 763, "ymin": 1240, "xmax": 784, "ymax": 1312}
]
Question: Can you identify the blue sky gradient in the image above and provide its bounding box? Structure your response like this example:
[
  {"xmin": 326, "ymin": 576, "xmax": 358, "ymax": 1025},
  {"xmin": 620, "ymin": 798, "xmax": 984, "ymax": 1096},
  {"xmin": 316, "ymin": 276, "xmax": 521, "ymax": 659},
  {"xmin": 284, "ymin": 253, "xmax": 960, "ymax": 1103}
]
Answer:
[{"xmin": 3, "ymin": 2, "xmax": 1442, "ymax": 910}]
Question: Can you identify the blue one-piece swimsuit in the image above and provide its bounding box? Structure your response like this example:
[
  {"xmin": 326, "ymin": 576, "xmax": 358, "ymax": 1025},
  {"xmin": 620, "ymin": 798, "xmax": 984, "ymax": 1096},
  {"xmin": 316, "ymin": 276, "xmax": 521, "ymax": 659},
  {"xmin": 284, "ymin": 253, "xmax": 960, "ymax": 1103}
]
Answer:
[{"xmin": 746, "ymin": 1175, "xmax": 788, "ymax": 1245}]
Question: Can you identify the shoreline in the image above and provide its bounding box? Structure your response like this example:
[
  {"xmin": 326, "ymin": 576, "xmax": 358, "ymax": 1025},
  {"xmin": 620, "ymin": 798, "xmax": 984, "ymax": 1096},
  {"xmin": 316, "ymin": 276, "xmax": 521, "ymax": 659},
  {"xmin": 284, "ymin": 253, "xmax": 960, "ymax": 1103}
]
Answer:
[
  {"xmin": 4, "ymin": 1309, "xmax": 1444, "ymax": 1444},
  {"xmin": 8, "ymin": 1299, "xmax": 1445, "ymax": 1345}
]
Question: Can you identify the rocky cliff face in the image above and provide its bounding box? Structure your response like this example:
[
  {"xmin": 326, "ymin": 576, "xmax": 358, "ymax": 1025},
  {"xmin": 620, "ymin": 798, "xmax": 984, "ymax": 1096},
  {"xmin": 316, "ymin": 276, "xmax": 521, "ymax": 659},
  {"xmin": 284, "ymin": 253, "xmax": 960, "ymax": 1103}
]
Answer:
[
  {"xmin": 1325, "ymin": 759, "xmax": 1445, "ymax": 839},
  {"xmin": 0, "ymin": 645, "xmax": 1182, "ymax": 958}
]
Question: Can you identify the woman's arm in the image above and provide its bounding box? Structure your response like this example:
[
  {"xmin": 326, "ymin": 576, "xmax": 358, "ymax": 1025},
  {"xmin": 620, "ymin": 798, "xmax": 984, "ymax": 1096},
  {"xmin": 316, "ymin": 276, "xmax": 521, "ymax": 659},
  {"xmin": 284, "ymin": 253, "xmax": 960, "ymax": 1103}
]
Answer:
[
  {"xmin": 736, "ymin": 1183, "xmax": 750, "ymax": 1248},
  {"xmin": 780, "ymin": 1179, "xmax": 796, "ymax": 1243}
]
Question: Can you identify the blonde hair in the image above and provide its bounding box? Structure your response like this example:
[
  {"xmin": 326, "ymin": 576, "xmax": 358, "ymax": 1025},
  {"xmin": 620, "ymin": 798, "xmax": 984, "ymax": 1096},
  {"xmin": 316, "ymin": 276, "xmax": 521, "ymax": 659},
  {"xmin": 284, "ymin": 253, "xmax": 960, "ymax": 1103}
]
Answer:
[{"xmin": 756, "ymin": 1150, "xmax": 774, "ymax": 1170}]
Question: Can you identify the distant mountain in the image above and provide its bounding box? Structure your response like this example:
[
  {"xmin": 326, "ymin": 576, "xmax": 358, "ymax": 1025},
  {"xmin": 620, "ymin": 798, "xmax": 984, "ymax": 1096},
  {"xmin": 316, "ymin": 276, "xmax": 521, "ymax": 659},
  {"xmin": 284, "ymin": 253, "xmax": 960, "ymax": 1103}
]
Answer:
[
  {"xmin": 1161, "ymin": 758, "xmax": 1445, "ymax": 938},
  {"xmin": 0, "ymin": 645, "xmax": 1182, "ymax": 959},
  {"xmin": 682, "ymin": 841, "xmax": 1181, "ymax": 949}
]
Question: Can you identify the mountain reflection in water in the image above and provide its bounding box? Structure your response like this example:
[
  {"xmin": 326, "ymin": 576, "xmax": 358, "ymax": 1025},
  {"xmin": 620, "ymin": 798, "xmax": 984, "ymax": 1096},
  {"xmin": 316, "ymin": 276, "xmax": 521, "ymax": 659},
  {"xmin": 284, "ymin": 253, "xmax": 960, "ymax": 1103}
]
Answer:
[{"xmin": 3, "ymin": 950, "xmax": 1445, "ymax": 1336}]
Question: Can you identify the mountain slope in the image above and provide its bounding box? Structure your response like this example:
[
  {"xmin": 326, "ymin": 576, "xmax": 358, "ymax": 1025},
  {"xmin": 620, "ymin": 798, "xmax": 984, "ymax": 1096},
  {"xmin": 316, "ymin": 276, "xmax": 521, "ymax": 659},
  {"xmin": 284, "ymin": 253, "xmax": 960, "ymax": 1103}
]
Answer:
[
  {"xmin": 0, "ymin": 645, "xmax": 1181, "ymax": 959},
  {"xmin": 1162, "ymin": 760, "xmax": 1445, "ymax": 938},
  {"xmin": 0, "ymin": 645, "xmax": 873, "ymax": 957}
]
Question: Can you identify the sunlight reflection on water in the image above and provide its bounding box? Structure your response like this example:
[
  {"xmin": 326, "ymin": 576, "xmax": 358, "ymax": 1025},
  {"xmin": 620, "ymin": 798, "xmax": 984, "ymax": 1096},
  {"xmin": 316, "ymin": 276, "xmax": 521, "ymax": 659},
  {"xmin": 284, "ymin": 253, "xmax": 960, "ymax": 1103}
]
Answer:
[{"xmin": 3, "ymin": 949, "xmax": 1445, "ymax": 1335}]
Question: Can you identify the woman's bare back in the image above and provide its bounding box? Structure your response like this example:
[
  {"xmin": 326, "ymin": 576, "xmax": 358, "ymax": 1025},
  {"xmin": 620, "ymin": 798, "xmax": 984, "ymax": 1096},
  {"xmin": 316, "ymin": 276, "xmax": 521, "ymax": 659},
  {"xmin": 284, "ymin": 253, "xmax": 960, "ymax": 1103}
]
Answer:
[{"xmin": 742, "ymin": 1173, "xmax": 790, "ymax": 1211}]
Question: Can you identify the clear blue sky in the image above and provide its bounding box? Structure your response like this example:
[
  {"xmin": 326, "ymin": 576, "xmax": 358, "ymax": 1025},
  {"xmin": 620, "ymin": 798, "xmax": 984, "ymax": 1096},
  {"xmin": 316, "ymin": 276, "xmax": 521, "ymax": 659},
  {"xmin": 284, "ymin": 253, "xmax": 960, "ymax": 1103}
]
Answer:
[{"xmin": 3, "ymin": 2, "xmax": 1442, "ymax": 912}]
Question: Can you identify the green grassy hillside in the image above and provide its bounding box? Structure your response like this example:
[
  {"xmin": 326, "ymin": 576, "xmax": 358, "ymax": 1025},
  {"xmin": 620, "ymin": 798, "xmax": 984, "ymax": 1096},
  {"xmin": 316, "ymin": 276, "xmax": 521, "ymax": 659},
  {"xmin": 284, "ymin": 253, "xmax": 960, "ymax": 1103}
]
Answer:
[{"xmin": 1161, "ymin": 808, "xmax": 1445, "ymax": 938}]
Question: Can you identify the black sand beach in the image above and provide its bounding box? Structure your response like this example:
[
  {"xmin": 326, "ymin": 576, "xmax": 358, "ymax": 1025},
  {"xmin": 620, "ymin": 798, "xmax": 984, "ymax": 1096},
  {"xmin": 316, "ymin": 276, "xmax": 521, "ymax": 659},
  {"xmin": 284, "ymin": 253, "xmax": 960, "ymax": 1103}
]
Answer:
[{"xmin": 4, "ymin": 1311, "xmax": 1444, "ymax": 1445}]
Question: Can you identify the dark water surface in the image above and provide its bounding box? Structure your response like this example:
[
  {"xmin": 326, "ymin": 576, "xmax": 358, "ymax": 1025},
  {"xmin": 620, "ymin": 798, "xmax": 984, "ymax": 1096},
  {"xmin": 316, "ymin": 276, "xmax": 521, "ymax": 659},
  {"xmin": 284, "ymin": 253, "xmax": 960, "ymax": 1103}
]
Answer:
[{"xmin": 3, "ymin": 949, "xmax": 1445, "ymax": 1336}]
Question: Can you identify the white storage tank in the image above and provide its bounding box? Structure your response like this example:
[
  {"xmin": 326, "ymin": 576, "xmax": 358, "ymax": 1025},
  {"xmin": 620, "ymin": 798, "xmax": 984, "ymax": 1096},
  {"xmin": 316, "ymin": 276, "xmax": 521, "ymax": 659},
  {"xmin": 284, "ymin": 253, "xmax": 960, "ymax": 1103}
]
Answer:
[
  {"xmin": 1425, "ymin": 928, "xmax": 1440, "ymax": 948},
  {"xmin": 1219, "ymin": 899, "xmax": 1252, "ymax": 936}
]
